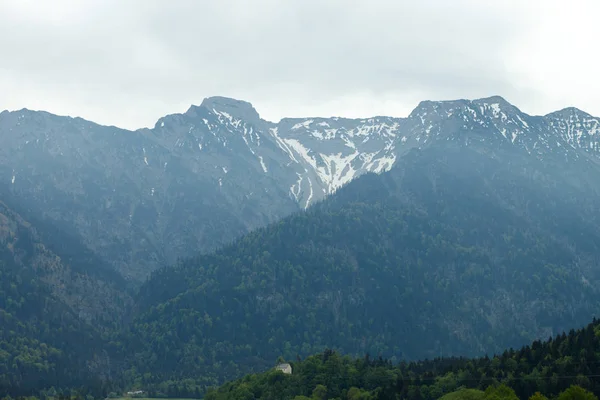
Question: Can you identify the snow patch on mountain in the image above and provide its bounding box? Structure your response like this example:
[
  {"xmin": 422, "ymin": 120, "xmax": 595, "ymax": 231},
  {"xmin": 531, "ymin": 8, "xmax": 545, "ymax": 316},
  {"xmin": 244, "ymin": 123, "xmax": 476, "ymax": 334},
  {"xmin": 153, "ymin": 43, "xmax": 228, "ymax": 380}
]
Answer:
[
  {"xmin": 292, "ymin": 120, "xmax": 313, "ymax": 130},
  {"xmin": 290, "ymin": 173, "xmax": 303, "ymax": 203},
  {"xmin": 212, "ymin": 109, "xmax": 243, "ymax": 129},
  {"xmin": 259, "ymin": 156, "xmax": 268, "ymax": 173},
  {"xmin": 270, "ymin": 127, "xmax": 299, "ymax": 164},
  {"xmin": 317, "ymin": 151, "xmax": 360, "ymax": 193},
  {"xmin": 283, "ymin": 138, "xmax": 318, "ymax": 171},
  {"xmin": 81, "ymin": 95, "xmax": 600, "ymax": 214},
  {"xmin": 547, "ymin": 109, "xmax": 600, "ymax": 154},
  {"xmin": 305, "ymin": 176, "xmax": 314, "ymax": 210}
]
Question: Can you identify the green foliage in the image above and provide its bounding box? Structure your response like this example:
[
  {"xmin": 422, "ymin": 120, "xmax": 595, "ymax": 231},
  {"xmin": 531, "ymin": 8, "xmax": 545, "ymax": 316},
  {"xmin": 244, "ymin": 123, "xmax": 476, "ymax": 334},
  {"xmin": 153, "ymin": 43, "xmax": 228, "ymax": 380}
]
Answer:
[
  {"xmin": 529, "ymin": 392, "xmax": 549, "ymax": 400},
  {"xmin": 311, "ymin": 385, "xmax": 327, "ymax": 400},
  {"xmin": 346, "ymin": 387, "xmax": 373, "ymax": 400},
  {"xmin": 558, "ymin": 386, "xmax": 598, "ymax": 400},
  {"xmin": 440, "ymin": 388, "xmax": 485, "ymax": 400},
  {"xmin": 128, "ymin": 146, "xmax": 600, "ymax": 388},
  {"xmin": 483, "ymin": 384, "xmax": 518, "ymax": 400},
  {"xmin": 0, "ymin": 200, "xmax": 129, "ymax": 398},
  {"xmin": 6, "ymin": 143, "xmax": 600, "ymax": 400},
  {"xmin": 205, "ymin": 317, "xmax": 600, "ymax": 399}
]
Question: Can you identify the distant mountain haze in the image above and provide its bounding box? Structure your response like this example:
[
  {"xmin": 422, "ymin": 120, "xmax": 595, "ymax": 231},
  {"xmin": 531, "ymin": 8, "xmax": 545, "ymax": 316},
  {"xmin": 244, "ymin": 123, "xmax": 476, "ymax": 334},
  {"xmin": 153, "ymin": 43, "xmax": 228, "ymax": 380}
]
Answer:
[{"xmin": 1, "ymin": 96, "xmax": 598, "ymax": 282}]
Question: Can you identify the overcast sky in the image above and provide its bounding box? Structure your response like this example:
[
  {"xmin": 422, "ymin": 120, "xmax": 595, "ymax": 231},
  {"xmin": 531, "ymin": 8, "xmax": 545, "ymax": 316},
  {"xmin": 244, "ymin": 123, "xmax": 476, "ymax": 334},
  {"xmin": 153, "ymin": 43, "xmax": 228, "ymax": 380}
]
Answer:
[{"xmin": 1, "ymin": 0, "xmax": 598, "ymax": 130}]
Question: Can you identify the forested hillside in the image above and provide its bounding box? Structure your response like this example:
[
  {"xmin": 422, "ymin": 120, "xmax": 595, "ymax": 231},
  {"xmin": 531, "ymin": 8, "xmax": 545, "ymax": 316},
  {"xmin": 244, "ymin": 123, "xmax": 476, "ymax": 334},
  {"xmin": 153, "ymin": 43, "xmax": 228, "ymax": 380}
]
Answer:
[
  {"xmin": 3, "ymin": 96, "xmax": 600, "ymax": 399},
  {"xmin": 0, "ymin": 97, "xmax": 399, "ymax": 281},
  {"xmin": 0, "ymin": 197, "xmax": 130, "ymax": 398},
  {"xmin": 125, "ymin": 141, "xmax": 600, "ymax": 390},
  {"xmin": 203, "ymin": 318, "xmax": 600, "ymax": 400}
]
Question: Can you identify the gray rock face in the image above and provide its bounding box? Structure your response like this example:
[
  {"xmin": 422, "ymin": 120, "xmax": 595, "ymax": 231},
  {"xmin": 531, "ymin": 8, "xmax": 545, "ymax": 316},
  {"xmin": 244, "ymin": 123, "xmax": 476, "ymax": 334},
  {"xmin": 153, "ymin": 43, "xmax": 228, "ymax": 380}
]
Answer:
[
  {"xmin": 1, "ymin": 95, "xmax": 598, "ymax": 280},
  {"xmin": 274, "ymin": 115, "xmax": 402, "ymax": 209},
  {"xmin": 401, "ymin": 96, "xmax": 600, "ymax": 161}
]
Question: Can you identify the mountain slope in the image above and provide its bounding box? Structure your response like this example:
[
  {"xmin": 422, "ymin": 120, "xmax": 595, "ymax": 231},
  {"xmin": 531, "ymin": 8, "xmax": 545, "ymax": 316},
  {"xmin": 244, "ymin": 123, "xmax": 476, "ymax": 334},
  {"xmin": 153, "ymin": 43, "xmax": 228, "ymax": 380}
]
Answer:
[
  {"xmin": 127, "ymin": 133, "xmax": 600, "ymax": 388},
  {"xmin": 0, "ymin": 197, "xmax": 130, "ymax": 397},
  {"xmin": 0, "ymin": 105, "xmax": 299, "ymax": 281},
  {"xmin": 2, "ymin": 95, "xmax": 600, "ymax": 396},
  {"xmin": 0, "ymin": 99, "xmax": 403, "ymax": 281},
  {"xmin": 2, "ymin": 96, "xmax": 599, "ymax": 281}
]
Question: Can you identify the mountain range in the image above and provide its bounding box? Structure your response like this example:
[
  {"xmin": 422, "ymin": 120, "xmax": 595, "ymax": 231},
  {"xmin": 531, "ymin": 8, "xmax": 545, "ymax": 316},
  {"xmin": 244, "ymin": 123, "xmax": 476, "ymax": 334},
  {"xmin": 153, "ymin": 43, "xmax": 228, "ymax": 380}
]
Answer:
[
  {"xmin": 126, "ymin": 125, "xmax": 600, "ymax": 388},
  {"xmin": 2, "ymin": 95, "xmax": 600, "ymax": 398},
  {"xmin": 3, "ymin": 95, "xmax": 599, "ymax": 281}
]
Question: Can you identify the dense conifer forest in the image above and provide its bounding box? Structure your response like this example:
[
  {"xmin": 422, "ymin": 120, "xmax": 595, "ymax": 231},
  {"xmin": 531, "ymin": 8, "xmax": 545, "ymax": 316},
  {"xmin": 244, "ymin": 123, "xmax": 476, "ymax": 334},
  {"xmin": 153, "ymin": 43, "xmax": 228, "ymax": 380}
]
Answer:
[
  {"xmin": 3, "ymin": 144, "xmax": 600, "ymax": 399},
  {"xmin": 124, "ymin": 146, "xmax": 600, "ymax": 389},
  {"xmin": 202, "ymin": 318, "xmax": 600, "ymax": 400}
]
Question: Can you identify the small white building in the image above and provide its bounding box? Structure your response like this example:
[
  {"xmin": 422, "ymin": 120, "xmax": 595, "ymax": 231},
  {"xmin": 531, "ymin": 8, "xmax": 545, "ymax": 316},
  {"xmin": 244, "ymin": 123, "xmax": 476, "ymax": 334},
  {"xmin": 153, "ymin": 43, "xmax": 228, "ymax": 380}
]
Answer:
[{"xmin": 275, "ymin": 363, "xmax": 292, "ymax": 374}]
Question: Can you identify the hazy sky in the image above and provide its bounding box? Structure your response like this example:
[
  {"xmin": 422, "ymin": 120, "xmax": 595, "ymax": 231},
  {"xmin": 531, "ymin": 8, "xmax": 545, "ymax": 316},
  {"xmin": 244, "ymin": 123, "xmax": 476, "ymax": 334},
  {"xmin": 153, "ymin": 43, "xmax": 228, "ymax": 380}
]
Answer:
[{"xmin": 1, "ymin": 0, "xmax": 598, "ymax": 129}]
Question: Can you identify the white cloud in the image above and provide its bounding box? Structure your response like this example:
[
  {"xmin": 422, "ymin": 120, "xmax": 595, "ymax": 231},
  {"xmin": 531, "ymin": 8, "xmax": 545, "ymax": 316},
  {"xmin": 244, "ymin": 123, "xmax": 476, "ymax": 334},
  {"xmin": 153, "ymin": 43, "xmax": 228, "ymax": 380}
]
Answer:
[
  {"xmin": 504, "ymin": 0, "xmax": 600, "ymax": 117},
  {"xmin": 0, "ymin": 0, "xmax": 598, "ymax": 129}
]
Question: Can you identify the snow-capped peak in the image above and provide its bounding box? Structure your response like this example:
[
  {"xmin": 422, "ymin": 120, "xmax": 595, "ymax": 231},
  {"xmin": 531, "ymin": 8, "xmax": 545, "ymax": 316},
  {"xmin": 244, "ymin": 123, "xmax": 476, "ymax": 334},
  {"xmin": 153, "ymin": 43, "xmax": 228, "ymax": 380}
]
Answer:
[
  {"xmin": 198, "ymin": 96, "xmax": 262, "ymax": 122},
  {"xmin": 137, "ymin": 95, "xmax": 600, "ymax": 211},
  {"xmin": 546, "ymin": 108, "xmax": 600, "ymax": 154}
]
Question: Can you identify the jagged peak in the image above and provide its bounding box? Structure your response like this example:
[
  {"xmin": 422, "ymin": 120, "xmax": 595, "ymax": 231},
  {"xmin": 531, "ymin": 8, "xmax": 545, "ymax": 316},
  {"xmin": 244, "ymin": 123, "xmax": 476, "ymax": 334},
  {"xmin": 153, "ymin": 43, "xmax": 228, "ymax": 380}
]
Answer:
[
  {"xmin": 200, "ymin": 96, "xmax": 253, "ymax": 109},
  {"xmin": 278, "ymin": 115, "xmax": 398, "ymax": 127},
  {"xmin": 2, "ymin": 107, "xmax": 36, "ymax": 116},
  {"xmin": 472, "ymin": 96, "xmax": 526, "ymax": 118},
  {"xmin": 190, "ymin": 96, "xmax": 262, "ymax": 122},
  {"xmin": 545, "ymin": 107, "xmax": 595, "ymax": 120},
  {"xmin": 412, "ymin": 98, "xmax": 470, "ymax": 111},
  {"xmin": 472, "ymin": 95, "xmax": 512, "ymax": 106},
  {"xmin": 409, "ymin": 95, "xmax": 524, "ymax": 121},
  {"xmin": 0, "ymin": 108, "xmax": 84, "ymax": 123}
]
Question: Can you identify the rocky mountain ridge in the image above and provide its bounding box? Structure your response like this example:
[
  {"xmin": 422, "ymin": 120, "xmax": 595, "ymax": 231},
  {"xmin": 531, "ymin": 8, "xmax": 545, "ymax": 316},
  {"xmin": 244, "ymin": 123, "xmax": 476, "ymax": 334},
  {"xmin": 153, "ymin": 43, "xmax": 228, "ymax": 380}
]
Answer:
[{"xmin": 1, "ymin": 95, "xmax": 598, "ymax": 279}]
